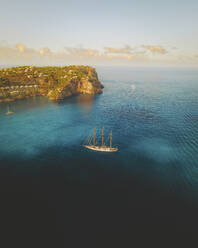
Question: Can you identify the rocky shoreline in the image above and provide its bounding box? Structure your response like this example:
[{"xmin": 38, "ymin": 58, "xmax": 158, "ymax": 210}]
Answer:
[{"xmin": 0, "ymin": 65, "xmax": 103, "ymax": 102}]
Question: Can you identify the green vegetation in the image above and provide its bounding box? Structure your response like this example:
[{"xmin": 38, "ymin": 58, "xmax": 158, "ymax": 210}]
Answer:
[{"xmin": 0, "ymin": 65, "xmax": 103, "ymax": 102}]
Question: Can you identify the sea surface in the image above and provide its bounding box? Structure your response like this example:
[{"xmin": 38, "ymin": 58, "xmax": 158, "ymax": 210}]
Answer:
[{"xmin": 0, "ymin": 67, "xmax": 198, "ymax": 245}]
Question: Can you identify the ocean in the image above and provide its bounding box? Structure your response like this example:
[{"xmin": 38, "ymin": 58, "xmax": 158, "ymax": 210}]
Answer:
[{"xmin": 0, "ymin": 67, "xmax": 198, "ymax": 245}]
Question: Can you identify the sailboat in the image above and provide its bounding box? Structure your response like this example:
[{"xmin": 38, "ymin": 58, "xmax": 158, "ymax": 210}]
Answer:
[
  {"xmin": 6, "ymin": 105, "xmax": 14, "ymax": 115},
  {"xmin": 83, "ymin": 127, "xmax": 118, "ymax": 152}
]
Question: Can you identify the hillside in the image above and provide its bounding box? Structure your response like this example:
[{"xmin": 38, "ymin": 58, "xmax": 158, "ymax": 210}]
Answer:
[{"xmin": 0, "ymin": 65, "xmax": 103, "ymax": 102}]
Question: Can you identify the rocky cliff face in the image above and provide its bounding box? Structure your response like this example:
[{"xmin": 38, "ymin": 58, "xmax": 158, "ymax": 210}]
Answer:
[
  {"xmin": 47, "ymin": 67, "xmax": 103, "ymax": 100},
  {"xmin": 0, "ymin": 66, "xmax": 103, "ymax": 102}
]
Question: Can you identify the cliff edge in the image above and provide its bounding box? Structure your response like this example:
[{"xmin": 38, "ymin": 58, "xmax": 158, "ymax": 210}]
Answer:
[{"xmin": 0, "ymin": 65, "xmax": 104, "ymax": 102}]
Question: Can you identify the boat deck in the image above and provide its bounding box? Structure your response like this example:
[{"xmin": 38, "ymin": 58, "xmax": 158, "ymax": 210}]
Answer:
[{"xmin": 83, "ymin": 145, "xmax": 118, "ymax": 152}]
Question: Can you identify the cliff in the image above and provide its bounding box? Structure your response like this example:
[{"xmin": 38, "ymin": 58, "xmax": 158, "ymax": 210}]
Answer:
[{"xmin": 0, "ymin": 66, "xmax": 103, "ymax": 102}]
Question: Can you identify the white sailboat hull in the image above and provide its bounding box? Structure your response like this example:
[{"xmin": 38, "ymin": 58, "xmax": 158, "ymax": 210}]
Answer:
[
  {"xmin": 83, "ymin": 145, "xmax": 118, "ymax": 152},
  {"xmin": 6, "ymin": 111, "xmax": 14, "ymax": 115}
]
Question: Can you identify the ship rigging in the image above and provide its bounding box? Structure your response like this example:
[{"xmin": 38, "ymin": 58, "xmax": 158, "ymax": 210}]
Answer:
[{"xmin": 83, "ymin": 127, "xmax": 118, "ymax": 152}]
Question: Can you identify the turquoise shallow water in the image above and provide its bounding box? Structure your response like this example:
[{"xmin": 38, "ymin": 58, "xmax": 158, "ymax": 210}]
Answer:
[{"xmin": 0, "ymin": 67, "xmax": 198, "ymax": 243}]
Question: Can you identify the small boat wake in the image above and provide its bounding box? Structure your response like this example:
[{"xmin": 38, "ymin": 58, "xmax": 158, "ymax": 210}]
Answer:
[{"xmin": 130, "ymin": 84, "xmax": 136, "ymax": 90}]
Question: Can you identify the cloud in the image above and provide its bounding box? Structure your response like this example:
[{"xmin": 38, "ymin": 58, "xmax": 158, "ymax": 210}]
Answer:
[
  {"xmin": 1, "ymin": 41, "xmax": 196, "ymax": 66},
  {"xmin": 0, "ymin": 42, "xmax": 165, "ymax": 66},
  {"xmin": 142, "ymin": 45, "xmax": 167, "ymax": 54},
  {"xmin": 0, "ymin": 40, "xmax": 9, "ymax": 46},
  {"xmin": 104, "ymin": 45, "xmax": 133, "ymax": 55},
  {"xmin": 65, "ymin": 47, "xmax": 135, "ymax": 61},
  {"xmin": 16, "ymin": 43, "xmax": 26, "ymax": 53},
  {"xmin": 39, "ymin": 47, "xmax": 51, "ymax": 56},
  {"xmin": 65, "ymin": 47, "xmax": 102, "ymax": 58},
  {"xmin": 0, "ymin": 42, "xmax": 51, "ymax": 65}
]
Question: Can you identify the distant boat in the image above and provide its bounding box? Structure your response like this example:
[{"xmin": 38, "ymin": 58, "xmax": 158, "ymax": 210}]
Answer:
[
  {"xmin": 83, "ymin": 127, "xmax": 118, "ymax": 152},
  {"xmin": 6, "ymin": 106, "xmax": 14, "ymax": 115}
]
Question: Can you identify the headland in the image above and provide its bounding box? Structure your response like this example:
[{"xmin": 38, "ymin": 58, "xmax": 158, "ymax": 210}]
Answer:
[{"xmin": 0, "ymin": 65, "xmax": 103, "ymax": 102}]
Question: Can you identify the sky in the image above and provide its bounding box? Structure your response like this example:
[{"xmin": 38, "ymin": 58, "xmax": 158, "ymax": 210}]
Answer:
[{"xmin": 0, "ymin": 0, "xmax": 198, "ymax": 67}]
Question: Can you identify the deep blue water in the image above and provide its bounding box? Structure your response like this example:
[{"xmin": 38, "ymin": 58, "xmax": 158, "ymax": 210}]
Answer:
[{"xmin": 0, "ymin": 67, "xmax": 198, "ymax": 245}]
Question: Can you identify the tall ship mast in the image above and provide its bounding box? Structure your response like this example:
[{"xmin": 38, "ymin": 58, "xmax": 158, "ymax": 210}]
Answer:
[
  {"xmin": 6, "ymin": 105, "xmax": 14, "ymax": 115},
  {"xmin": 83, "ymin": 127, "xmax": 118, "ymax": 152}
]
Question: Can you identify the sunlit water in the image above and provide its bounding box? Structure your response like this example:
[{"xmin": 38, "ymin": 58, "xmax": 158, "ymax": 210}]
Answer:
[{"xmin": 0, "ymin": 67, "xmax": 198, "ymax": 242}]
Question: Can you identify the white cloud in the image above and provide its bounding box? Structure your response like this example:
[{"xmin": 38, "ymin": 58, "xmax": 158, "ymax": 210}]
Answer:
[
  {"xmin": 1, "ymin": 41, "xmax": 196, "ymax": 66},
  {"xmin": 16, "ymin": 43, "xmax": 26, "ymax": 53},
  {"xmin": 39, "ymin": 47, "xmax": 51, "ymax": 56},
  {"xmin": 104, "ymin": 45, "xmax": 133, "ymax": 55},
  {"xmin": 65, "ymin": 47, "xmax": 102, "ymax": 58},
  {"xmin": 142, "ymin": 45, "xmax": 167, "ymax": 54}
]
